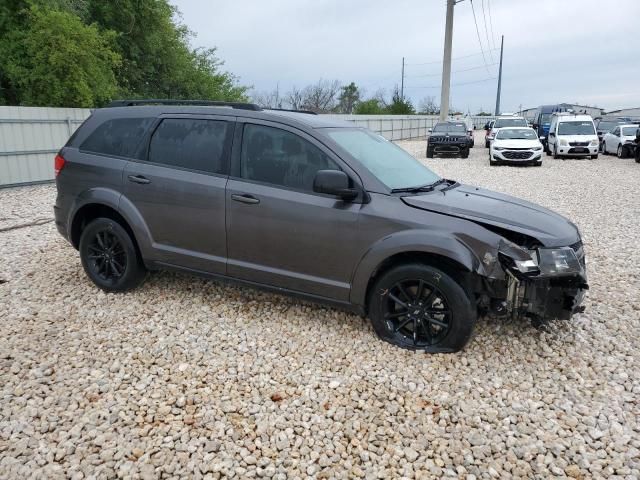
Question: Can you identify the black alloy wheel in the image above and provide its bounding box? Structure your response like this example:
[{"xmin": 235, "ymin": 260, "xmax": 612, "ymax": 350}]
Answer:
[
  {"xmin": 87, "ymin": 229, "xmax": 127, "ymax": 282},
  {"xmin": 79, "ymin": 217, "xmax": 146, "ymax": 292},
  {"xmin": 368, "ymin": 264, "xmax": 475, "ymax": 352},
  {"xmin": 382, "ymin": 279, "xmax": 452, "ymax": 348}
]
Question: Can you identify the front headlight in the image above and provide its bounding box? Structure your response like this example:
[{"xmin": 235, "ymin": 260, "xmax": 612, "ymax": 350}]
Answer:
[
  {"xmin": 536, "ymin": 247, "xmax": 582, "ymax": 276},
  {"xmin": 493, "ymin": 146, "xmax": 505, "ymax": 151},
  {"xmin": 589, "ymin": 139, "xmax": 598, "ymax": 146},
  {"xmin": 559, "ymin": 139, "xmax": 568, "ymax": 146},
  {"xmin": 533, "ymin": 146, "xmax": 543, "ymax": 151}
]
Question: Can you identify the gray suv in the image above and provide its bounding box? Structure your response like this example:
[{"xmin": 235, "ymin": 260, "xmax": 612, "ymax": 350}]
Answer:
[{"xmin": 54, "ymin": 100, "xmax": 588, "ymax": 352}]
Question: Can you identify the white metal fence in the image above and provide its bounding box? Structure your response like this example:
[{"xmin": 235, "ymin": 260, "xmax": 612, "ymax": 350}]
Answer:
[
  {"xmin": 0, "ymin": 107, "xmax": 90, "ymax": 187},
  {"xmin": 0, "ymin": 107, "xmax": 495, "ymax": 187},
  {"xmin": 324, "ymin": 114, "xmax": 495, "ymax": 141}
]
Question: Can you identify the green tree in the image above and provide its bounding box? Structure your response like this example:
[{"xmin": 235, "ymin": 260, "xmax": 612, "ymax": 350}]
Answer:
[
  {"xmin": 2, "ymin": 6, "xmax": 120, "ymax": 107},
  {"xmin": 386, "ymin": 86, "xmax": 415, "ymax": 115},
  {"xmin": 0, "ymin": 0, "xmax": 248, "ymax": 106},
  {"xmin": 354, "ymin": 99, "xmax": 386, "ymax": 114},
  {"xmin": 338, "ymin": 82, "xmax": 360, "ymax": 114},
  {"xmin": 85, "ymin": 0, "xmax": 247, "ymax": 101}
]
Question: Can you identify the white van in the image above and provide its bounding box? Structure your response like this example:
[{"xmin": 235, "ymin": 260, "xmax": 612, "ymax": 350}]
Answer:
[{"xmin": 547, "ymin": 113, "xmax": 599, "ymax": 159}]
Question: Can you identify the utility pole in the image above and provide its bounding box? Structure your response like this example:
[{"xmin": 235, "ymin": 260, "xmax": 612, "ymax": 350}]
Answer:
[
  {"xmin": 494, "ymin": 35, "xmax": 504, "ymax": 115},
  {"xmin": 401, "ymin": 57, "xmax": 405, "ymax": 101},
  {"xmin": 439, "ymin": 0, "xmax": 455, "ymax": 121}
]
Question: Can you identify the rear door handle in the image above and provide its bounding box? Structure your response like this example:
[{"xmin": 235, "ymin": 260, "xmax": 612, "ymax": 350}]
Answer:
[
  {"xmin": 231, "ymin": 193, "xmax": 260, "ymax": 205},
  {"xmin": 128, "ymin": 175, "xmax": 151, "ymax": 184}
]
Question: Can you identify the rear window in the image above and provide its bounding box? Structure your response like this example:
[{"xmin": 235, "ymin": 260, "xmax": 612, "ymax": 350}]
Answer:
[
  {"xmin": 80, "ymin": 117, "xmax": 154, "ymax": 157},
  {"xmin": 148, "ymin": 118, "xmax": 229, "ymax": 174}
]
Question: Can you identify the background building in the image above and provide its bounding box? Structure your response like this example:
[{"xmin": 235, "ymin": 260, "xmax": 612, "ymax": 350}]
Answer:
[{"xmin": 605, "ymin": 107, "xmax": 640, "ymax": 119}]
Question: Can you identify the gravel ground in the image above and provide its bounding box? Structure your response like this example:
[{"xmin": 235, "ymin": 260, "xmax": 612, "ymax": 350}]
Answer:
[{"xmin": 1, "ymin": 132, "xmax": 639, "ymax": 479}]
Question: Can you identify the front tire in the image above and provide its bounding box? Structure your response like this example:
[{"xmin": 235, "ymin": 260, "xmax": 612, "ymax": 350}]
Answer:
[
  {"xmin": 79, "ymin": 217, "xmax": 146, "ymax": 292},
  {"xmin": 590, "ymin": 155, "xmax": 598, "ymax": 160},
  {"xmin": 617, "ymin": 144, "xmax": 626, "ymax": 158},
  {"xmin": 553, "ymin": 144, "xmax": 560, "ymax": 159},
  {"xmin": 426, "ymin": 147, "xmax": 434, "ymax": 158},
  {"xmin": 368, "ymin": 264, "xmax": 475, "ymax": 353},
  {"xmin": 602, "ymin": 142, "xmax": 608, "ymax": 155}
]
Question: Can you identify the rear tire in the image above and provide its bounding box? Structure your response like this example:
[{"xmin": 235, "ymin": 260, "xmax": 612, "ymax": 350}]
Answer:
[
  {"xmin": 368, "ymin": 264, "xmax": 475, "ymax": 353},
  {"xmin": 79, "ymin": 217, "xmax": 146, "ymax": 292}
]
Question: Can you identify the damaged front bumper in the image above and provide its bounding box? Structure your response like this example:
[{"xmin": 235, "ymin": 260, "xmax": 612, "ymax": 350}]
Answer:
[{"xmin": 484, "ymin": 239, "xmax": 588, "ymax": 323}]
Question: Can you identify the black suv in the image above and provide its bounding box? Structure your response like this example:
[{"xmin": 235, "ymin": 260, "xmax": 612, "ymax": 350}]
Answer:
[
  {"xmin": 54, "ymin": 100, "xmax": 588, "ymax": 352},
  {"xmin": 426, "ymin": 122, "xmax": 471, "ymax": 158}
]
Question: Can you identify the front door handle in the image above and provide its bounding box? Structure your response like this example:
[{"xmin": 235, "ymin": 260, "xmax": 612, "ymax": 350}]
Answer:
[
  {"xmin": 128, "ymin": 174, "xmax": 151, "ymax": 185},
  {"xmin": 231, "ymin": 193, "xmax": 260, "ymax": 205}
]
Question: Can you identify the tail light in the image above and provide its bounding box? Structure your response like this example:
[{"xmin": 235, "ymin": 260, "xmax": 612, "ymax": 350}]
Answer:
[{"xmin": 54, "ymin": 153, "xmax": 66, "ymax": 177}]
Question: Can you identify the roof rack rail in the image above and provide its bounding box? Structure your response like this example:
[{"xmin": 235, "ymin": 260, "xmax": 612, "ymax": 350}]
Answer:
[
  {"xmin": 265, "ymin": 108, "xmax": 318, "ymax": 115},
  {"xmin": 107, "ymin": 99, "xmax": 262, "ymax": 111}
]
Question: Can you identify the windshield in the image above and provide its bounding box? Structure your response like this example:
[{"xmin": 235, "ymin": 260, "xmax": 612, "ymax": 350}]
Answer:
[
  {"xmin": 496, "ymin": 128, "xmax": 538, "ymax": 140},
  {"xmin": 433, "ymin": 123, "xmax": 466, "ymax": 134},
  {"xmin": 494, "ymin": 118, "xmax": 528, "ymax": 128},
  {"xmin": 558, "ymin": 121, "xmax": 595, "ymax": 135},
  {"xmin": 540, "ymin": 113, "xmax": 552, "ymax": 124},
  {"xmin": 597, "ymin": 121, "xmax": 617, "ymax": 132},
  {"xmin": 622, "ymin": 126, "xmax": 638, "ymax": 136},
  {"xmin": 327, "ymin": 129, "xmax": 440, "ymax": 190}
]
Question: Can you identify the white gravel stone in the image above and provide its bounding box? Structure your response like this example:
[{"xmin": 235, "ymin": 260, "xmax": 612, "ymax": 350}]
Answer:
[{"xmin": 0, "ymin": 132, "xmax": 639, "ymax": 478}]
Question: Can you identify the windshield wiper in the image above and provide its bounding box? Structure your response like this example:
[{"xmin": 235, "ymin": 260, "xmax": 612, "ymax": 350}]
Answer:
[{"xmin": 391, "ymin": 178, "xmax": 448, "ymax": 193}]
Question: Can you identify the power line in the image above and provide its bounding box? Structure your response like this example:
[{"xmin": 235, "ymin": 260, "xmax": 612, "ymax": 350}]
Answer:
[
  {"xmin": 487, "ymin": 0, "xmax": 497, "ymax": 51},
  {"xmin": 405, "ymin": 63, "xmax": 498, "ymax": 78},
  {"xmin": 404, "ymin": 48, "xmax": 499, "ymax": 66},
  {"xmin": 406, "ymin": 77, "xmax": 497, "ymax": 89},
  {"xmin": 481, "ymin": 0, "xmax": 495, "ymax": 63},
  {"xmin": 469, "ymin": 0, "xmax": 492, "ymax": 75}
]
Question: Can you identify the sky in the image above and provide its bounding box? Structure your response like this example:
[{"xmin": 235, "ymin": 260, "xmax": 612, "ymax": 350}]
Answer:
[{"xmin": 171, "ymin": 0, "xmax": 639, "ymax": 113}]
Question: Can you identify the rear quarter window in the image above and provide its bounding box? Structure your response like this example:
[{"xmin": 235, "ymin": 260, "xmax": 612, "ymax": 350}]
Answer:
[{"xmin": 80, "ymin": 117, "xmax": 154, "ymax": 158}]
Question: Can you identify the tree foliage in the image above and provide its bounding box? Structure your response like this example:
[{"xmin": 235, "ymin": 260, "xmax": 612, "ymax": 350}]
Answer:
[
  {"xmin": 2, "ymin": 6, "xmax": 120, "ymax": 107},
  {"xmin": 0, "ymin": 0, "xmax": 247, "ymax": 107},
  {"xmin": 354, "ymin": 99, "xmax": 386, "ymax": 115},
  {"xmin": 386, "ymin": 86, "xmax": 415, "ymax": 115},
  {"xmin": 338, "ymin": 82, "xmax": 360, "ymax": 114}
]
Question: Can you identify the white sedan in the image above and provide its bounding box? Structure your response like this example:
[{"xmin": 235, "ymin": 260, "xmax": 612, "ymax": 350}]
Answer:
[
  {"xmin": 602, "ymin": 124, "xmax": 639, "ymax": 158},
  {"xmin": 489, "ymin": 127, "xmax": 544, "ymax": 166}
]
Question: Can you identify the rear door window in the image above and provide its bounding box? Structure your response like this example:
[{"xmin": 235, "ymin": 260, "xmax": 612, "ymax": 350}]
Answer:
[
  {"xmin": 80, "ymin": 117, "xmax": 154, "ymax": 157},
  {"xmin": 148, "ymin": 118, "xmax": 230, "ymax": 174}
]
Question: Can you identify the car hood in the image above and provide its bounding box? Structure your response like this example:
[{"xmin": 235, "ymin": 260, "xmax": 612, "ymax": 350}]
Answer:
[
  {"xmin": 558, "ymin": 134, "xmax": 597, "ymax": 142},
  {"xmin": 402, "ymin": 184, "xmax": 579, "ymax": 247},
  {"xmin": 493, "ymin": 139, "xmax": 541, "ymax": 149}
]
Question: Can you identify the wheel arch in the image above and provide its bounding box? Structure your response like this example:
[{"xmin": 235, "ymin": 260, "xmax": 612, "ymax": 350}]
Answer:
[
  {"xmin": 68, "ymin": 189, "xmax": 151, "ymax": 261},
  {"xmin": 350, "ymin": 231, "xmax": 484, "ymax": 311}
]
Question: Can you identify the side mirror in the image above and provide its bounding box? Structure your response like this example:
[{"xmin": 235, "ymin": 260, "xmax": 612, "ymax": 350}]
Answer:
[
  {"xmin": 549, "ymin": 132, "xmax": 556, "ymax": 137},
  {"xmin": 532, "ymin": 123, "xmax": 539, "ymax": 129},
  {"xmin": 428, "ymin": 128, "xmax": 432, "ymax": 133},
  {"xmin": 313, "ymin": 170, "xmax": 358, "ymax": 201}
]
